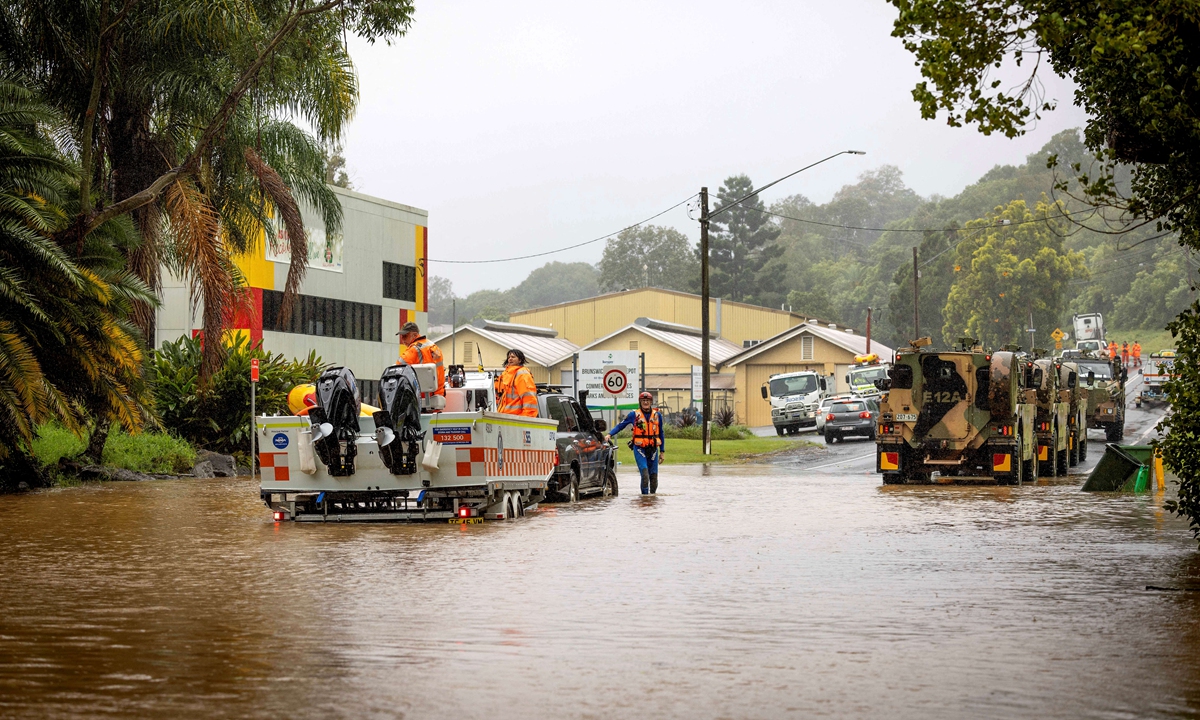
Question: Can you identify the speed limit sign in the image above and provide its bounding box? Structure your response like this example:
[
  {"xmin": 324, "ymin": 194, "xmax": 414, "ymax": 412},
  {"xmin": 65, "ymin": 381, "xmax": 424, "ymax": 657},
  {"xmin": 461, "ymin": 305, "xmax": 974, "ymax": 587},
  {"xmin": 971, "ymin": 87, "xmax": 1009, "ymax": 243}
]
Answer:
[{"xmin": 602, "ymin": 367, "xmax": 628, "ymax": 396}]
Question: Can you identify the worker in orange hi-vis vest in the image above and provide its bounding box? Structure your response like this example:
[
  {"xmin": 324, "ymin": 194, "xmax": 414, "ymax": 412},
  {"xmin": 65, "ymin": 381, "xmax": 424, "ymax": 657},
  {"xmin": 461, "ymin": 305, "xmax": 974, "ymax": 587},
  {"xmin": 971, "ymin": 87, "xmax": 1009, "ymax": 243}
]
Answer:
[
  {"xmin": 495, "ymin": 348, "xmax": 538, "ymax": 417},
  {"xmin": 397, "ymin": 321, "xmax": 445, "ymax": 396},
  {"xmin": 1108, "ymin": 340, "xmax": 1118, "ymax": 360},
  {"xmin": 1121, "ymin": 341, "xmax": 1130, "ymax": 369},
  {"xmin": 1133, "ymin": 341, "xmax": 1142, "ymax": 368}
]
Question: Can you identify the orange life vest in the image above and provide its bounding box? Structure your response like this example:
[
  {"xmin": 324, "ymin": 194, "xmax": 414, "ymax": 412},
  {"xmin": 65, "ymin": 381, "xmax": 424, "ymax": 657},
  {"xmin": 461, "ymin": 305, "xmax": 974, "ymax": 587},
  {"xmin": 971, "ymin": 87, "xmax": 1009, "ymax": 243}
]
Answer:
[
  {"xmin": 401, "ymin": 337, "xmax": 445, "ymax": 396},
  {"xmin": 632, "ymin": 408, "xmax": 662, "ymax": 448},
  {"xmin": 495, "ymin": 365, "xmax": 538, "ymax": 417},
  {"xmin": 1133, "ymin": 343, "xmax": 1142, "ymax": 358}
]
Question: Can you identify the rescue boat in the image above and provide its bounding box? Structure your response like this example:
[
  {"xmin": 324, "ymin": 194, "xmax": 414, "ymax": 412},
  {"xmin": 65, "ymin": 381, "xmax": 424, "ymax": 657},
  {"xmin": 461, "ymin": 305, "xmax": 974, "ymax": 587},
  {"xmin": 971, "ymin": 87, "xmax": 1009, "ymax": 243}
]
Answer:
[{"xmin": 260, "ymin": 363, "xmax": 557, "ymax": 522}]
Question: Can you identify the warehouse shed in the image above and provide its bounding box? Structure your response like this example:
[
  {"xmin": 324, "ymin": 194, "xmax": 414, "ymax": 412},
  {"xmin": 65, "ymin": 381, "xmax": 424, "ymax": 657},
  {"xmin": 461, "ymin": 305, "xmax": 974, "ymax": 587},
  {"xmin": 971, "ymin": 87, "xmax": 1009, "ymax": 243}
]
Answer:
[{"xmin": 722, "ymin": 322, "xmax": 895, "ymax": 428}]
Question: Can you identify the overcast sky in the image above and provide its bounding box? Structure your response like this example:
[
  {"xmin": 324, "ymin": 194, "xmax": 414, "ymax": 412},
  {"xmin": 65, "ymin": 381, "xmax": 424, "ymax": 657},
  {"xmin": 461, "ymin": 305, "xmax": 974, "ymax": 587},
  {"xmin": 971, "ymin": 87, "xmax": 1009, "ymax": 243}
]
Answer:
[{"xmin": 341, "ymin": 0, "xmax": 1088, "ymax": 296}]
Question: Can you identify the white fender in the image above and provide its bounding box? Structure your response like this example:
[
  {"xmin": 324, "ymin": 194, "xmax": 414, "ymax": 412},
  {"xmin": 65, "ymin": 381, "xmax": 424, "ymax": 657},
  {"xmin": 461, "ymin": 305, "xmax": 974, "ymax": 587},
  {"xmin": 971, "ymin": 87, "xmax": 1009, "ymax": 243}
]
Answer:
[
  {"xmin": 297, "ymin": 429, "xmax": 317, "ymax": 475},
  {"xmin": 422, "ymin": 439, "xmax": 442, "ymax": 472}
]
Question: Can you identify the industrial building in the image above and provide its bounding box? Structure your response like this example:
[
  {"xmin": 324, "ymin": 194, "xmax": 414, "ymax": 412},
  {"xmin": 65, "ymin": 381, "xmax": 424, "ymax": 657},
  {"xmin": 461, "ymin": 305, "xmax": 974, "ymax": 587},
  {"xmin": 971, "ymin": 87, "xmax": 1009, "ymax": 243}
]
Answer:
[
  {"xmin": 155, "ymin": 186, "xmax": 428, "ymax": 399},
  {"xmin": 509, "ymin": 288, "xmax": 810, "ymax": 348}
]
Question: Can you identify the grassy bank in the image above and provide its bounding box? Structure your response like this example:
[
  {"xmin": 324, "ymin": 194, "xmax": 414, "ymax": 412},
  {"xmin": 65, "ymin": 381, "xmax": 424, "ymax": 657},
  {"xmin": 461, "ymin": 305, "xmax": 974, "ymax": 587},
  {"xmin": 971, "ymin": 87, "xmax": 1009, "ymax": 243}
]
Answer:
[
  {"xmin": 32, "ymin": 424, "xmax": 197, "ymax": 477},
  {"xmin": 615, "ymin": 436, "xmax": 808, "ymax": 465}
]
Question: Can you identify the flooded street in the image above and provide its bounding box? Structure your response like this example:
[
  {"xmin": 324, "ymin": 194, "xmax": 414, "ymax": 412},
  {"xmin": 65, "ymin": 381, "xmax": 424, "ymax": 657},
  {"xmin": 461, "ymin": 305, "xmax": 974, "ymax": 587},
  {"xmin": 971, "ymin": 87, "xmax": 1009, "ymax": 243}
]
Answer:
[{"xmin": 4, "ymin": 405, "xmax": 1200, "ymax": 718}]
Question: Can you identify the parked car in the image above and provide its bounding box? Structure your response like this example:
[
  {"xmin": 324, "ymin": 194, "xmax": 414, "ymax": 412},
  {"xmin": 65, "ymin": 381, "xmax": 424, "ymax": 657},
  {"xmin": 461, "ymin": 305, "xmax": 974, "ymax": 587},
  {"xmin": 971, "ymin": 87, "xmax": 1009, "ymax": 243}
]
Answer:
[
  {"xmin": 538, "ymin": 389, "xmax": 617, "ymax": 502},
  {"xmin": 823, "ymin": 398, "xmax": 879, "ymax": 443},
  {"xmin": 815, "ymin": 394, "xmax": 857, "ymax": 433}
]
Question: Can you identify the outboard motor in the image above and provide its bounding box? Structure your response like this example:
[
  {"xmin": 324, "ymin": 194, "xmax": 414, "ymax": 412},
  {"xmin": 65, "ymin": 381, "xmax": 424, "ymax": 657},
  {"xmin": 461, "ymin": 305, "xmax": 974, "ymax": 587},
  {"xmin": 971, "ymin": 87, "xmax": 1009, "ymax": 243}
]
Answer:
[
  {"xmin": 374, "ymin": 364, "xmax": 425, "ymax": 475},
  {"xmin": 307, "ymin": 367, "xmax": 360, "ymax": 476}
]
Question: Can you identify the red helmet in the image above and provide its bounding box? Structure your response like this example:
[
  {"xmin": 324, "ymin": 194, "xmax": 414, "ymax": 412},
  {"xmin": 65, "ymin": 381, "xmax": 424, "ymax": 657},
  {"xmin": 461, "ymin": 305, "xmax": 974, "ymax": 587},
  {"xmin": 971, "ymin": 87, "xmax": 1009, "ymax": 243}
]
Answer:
[{"xmin": 639, "ymin": 391, "xmax": 653, "ymax": 401}]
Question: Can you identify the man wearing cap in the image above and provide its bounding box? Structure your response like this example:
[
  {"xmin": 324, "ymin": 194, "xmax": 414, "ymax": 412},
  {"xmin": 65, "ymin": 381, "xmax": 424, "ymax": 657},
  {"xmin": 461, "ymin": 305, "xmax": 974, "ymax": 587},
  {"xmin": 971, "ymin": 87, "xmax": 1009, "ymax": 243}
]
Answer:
[
  {"xmin": 605, "ymin": 391, "xmax": 665, "ymax": 495},
  {"xmin": 397, "ymin": 321, "xmax": 445, "ymax": 396}
]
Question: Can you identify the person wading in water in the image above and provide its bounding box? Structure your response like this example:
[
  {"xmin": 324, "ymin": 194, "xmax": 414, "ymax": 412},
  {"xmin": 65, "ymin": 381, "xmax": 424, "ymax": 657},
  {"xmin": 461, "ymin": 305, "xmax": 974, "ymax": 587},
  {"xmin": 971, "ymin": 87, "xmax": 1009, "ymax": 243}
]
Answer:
[{"xmin": 606, "ymin": 391, "xmax": 665, "ymax": 494}]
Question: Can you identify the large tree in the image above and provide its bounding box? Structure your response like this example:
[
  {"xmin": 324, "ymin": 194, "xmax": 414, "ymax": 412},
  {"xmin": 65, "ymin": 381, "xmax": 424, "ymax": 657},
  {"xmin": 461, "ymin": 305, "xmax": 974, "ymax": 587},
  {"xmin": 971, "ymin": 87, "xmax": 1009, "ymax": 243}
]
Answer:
[
  {"xmin": 942, "ymin": 198, "xmax": 1085, "ymax": 349},
  {"xmin": 598, "ymin": 225, "xmax": 698, "ymax": 293},
  {"xmin": 709, "ymin": 175, "xmax": 783, "ymax": 305}
]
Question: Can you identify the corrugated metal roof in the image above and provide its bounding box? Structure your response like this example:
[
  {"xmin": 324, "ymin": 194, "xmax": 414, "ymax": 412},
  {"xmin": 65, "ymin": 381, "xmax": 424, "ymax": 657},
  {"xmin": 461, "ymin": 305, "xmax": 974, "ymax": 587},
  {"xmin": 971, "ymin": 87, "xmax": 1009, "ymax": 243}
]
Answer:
[
  {"xmin": 722, "ymin": 322, "xmax": 895, "ymax": 367},
  {"xmin": 431, "ymin": 325, "xmax": 578, "ymax": 368},
  {"xmin": 578, "ymin": 320, "xmax": 742, "ymax": 365}
]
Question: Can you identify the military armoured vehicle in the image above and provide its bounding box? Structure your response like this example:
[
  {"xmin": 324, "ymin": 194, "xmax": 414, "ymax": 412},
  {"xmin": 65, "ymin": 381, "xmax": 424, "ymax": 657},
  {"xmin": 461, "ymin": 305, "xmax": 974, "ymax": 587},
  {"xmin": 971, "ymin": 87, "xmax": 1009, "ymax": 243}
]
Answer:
[
  {"xmin": 1074, "ymin": 355, "xmax": 1126, "ymax": 441},
  {"xmin": 1028, "ymin": 355, "xmax": 1069, "ymax": 477},
  {"xmin": 1058, "ymin": 360, "xmax": 1089, "ymax": 466},
  {"xmin": 875, "ymin": 338, "xmax": 1036, "ymax": 484}
]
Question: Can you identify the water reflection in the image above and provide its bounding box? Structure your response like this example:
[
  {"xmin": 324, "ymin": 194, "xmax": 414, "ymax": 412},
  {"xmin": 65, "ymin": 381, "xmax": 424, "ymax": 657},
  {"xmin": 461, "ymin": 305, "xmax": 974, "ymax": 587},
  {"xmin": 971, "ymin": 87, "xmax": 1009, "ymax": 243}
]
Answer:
[{"xmin": 0, "ymin": 466, "xmax": 1198, "ymax": 718}]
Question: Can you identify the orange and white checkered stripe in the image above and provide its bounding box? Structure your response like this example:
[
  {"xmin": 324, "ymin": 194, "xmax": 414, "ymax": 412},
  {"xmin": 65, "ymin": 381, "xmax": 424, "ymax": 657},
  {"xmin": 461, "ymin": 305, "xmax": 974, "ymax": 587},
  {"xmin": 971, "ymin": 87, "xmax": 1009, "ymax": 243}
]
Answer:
[
  {"xmin": 455, "ymin": 447, "xmax": 556, "ymax": 479},
  {"xmin": 260, "ymin": 452, "xmax": 290, "ymax": 482}
]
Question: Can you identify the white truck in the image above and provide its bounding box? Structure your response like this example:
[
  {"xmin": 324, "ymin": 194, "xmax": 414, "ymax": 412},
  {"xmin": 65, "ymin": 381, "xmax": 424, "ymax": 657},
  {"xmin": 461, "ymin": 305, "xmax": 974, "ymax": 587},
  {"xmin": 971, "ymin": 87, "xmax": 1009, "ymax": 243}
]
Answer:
[
  {"xmin": 1073, "ymin": 313, "xmax": 1105, "ymax": 355},
  {"xmin": 843, "ymin": 353, "xmax": 891, "ymax": 398},
  {"xmin": 260, "ymin": 364, "xmax": 556, "ymax": 523},
  {"xmin": 761, "ymin": 370, "xmax": 828, "ymax": 436}
]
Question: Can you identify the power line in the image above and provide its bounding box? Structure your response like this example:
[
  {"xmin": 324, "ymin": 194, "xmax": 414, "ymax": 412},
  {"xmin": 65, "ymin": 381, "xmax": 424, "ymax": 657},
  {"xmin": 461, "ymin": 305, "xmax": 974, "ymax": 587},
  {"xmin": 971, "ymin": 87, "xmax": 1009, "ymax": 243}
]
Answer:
[{"xmin": 426, "ymin": 193, "xmax": 697, "ymax": 265}]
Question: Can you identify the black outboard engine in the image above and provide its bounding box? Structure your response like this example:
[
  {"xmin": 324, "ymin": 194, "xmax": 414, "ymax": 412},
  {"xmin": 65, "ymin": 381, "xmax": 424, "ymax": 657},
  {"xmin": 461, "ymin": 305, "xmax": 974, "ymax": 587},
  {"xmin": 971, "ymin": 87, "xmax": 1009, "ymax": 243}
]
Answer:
[
  {"xmin": 374, "ymin": 364, "xmax": 425, "ymax": 475},
  {"xmin": 307, "ymin": 367, "xmax": 360, "ymax": 476}
]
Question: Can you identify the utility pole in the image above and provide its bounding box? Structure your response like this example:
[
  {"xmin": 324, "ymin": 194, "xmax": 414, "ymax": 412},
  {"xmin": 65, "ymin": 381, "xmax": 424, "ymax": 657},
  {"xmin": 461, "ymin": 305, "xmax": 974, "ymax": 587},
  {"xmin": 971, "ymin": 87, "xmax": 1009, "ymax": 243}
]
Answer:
[
  {"xmin": 866, "ymin": 307, "xmax": 872, "ymax": 355},
  {"xmin": 451, "ymin": 298, "xmax": 456, "ymax": 365},
  {"xmin": 700, "ymin": 187, "xmax": 712, "ymax": 456},
  {"xmin": 912, "ymin": 247, "xmax": 919, "ymax": 341}
]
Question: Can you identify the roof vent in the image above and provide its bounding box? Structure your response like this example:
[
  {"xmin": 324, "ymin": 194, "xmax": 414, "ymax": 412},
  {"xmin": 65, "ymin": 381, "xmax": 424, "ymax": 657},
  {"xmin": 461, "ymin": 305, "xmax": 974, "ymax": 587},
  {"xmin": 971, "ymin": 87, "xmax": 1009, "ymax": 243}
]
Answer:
[{"xmin": 471, "ymin": 319, "xmax": 558, "ymax": 338}]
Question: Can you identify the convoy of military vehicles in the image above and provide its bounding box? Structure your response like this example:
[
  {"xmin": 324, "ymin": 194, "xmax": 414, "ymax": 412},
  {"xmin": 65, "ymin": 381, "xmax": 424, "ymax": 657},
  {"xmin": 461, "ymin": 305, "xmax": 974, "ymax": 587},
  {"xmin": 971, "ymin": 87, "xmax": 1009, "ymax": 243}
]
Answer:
[{"xmin": 873, "ymin": 309, "xmax": 1144, "ymax": 485}]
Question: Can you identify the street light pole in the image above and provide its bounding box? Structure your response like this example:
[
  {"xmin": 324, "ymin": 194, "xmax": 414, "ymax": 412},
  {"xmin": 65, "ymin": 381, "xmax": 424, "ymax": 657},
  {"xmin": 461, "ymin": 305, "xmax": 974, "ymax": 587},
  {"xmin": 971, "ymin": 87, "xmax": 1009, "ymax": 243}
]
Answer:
[
  {"xmin": 698, "ymin": 150, "xmax": 864, "ymax": 457},
  {"xmin": 700, "ymin": 187, "xmax": 711, "ymax": 456}
]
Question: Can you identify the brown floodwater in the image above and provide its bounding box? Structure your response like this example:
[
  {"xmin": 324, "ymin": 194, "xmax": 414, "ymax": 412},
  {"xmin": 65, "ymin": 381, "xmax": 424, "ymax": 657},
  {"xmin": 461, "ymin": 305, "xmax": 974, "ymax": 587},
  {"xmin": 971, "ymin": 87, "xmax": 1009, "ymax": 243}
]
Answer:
[{"xmin": 3, "ymin": 459, "xmax": 1200, "ymax": 719}]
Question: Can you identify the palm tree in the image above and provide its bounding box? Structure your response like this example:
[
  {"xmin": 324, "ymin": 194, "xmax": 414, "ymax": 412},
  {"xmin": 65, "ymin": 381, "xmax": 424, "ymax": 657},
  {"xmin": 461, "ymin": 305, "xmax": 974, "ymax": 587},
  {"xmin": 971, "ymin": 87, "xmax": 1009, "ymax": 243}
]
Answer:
[{"xmin": 0, "ymin": 75, "xmax": 154, "ymax": 487}]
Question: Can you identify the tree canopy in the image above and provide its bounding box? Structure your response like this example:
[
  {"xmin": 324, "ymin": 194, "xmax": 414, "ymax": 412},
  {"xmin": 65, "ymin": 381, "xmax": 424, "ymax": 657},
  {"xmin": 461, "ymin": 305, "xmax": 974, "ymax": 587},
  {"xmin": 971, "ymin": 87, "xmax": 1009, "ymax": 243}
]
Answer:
[
  {"xmin": 598, "ymin": 225, "xmax": 698, "ymax": 294},
  {"xmin": 709, "ymin": 175, "xmax": 784, "ymax": 306},
  {"xmin": 942, "ymin": 198, "xmax": 1085, "ymax": 348}
]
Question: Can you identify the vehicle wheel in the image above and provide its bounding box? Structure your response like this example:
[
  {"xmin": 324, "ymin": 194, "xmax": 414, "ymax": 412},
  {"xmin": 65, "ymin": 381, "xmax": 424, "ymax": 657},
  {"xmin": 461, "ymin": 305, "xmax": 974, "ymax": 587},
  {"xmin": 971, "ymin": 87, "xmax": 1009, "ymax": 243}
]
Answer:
[
  {"xmin": 1057, "ymin": 448, "xmax": 1068, "ymax": 476},
  {"xmin": 776, "ymin": 427, "xmax": 785, "ymax": 437},
  {"xmin": 1105, "ymin": 423, "xmax": 1120, "ymax": 443},
  {"xmin": 824, "ymin": 430, "xmax": 833, "ymax": 444},
  {"xmin": 601, "ymin": 467, "xmax": 618, "ymax": 497},
  {"xmin": 1069, "ymin": 434, "xmax": 1079, "ymax": 467},
  {"xmin": 1038, "ymin": 445, "xmax": 1053, "ymax": 478},
  {"xmin": 1080, "ymin": 436, "xmax": 1087, "ymax": 462}
]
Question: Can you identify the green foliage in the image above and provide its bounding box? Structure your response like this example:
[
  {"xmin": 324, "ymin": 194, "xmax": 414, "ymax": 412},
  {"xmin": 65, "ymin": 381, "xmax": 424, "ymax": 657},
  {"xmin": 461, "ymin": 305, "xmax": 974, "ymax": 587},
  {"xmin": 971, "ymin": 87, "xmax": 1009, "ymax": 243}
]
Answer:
[
  {"xmin": 30, "ymin": 425, "xmax": 87, "ymax": 467},
  {"xmin": 508, "ymin": 262, "xmax": 600, "ymax": 311},
  {"xmin": 598, "ymin": 225, "xmax": 699, "ymax": 293},
  {"xmin": 151, "ymin": 334, "xmax": 323, "ymax": 456},
  {"xmin": 942, "ymin": 198, "xmax": 1086, "ymax": 348},
  {"xmin": 31, "ymin": 423, "xmax": 195, "ymax": 474},
  {"xmin": 614, "ymin": 424, "xmax": 749, "ymax": 441},
  {"xmin": 102, "ymin": 429, "xmax": 195, "ymax": 474},
  {"xmin": 1160, "ymin": 302, "xmax": 1200, "ymax": 539},
  {"xmin": 710, "ymin": 175, "xmax": 784, "ymax": 306}
]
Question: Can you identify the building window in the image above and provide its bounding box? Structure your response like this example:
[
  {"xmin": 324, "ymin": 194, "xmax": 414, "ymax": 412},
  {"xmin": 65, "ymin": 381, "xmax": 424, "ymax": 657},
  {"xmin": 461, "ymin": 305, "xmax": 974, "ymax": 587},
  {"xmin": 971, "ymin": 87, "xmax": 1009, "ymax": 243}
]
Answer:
[
  {"xmin": 801, "ymin": 335, "xmax": 814, "ymax": 361},
  {"xmin": 382, "ymin": 261, "xmax": 416, "ymax": 302},
  {"xmin": 629, "ymin": 340, "xmax": 639, "ymax": 350},
  {"xmin": 262, "ymin": 289, "xmax": 382, "ymax": 341},
  {"xmin": 743, "ymin": 339, "xmax": 761, "ymax": 348}
]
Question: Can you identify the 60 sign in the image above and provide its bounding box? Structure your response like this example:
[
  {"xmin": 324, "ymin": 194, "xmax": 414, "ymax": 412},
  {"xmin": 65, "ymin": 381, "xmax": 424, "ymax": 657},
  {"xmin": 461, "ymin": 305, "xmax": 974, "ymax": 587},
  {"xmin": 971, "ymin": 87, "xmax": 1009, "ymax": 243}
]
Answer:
[{"xmin": 602, "ymin": 368, "xmax": 628, "ymax": 396}]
